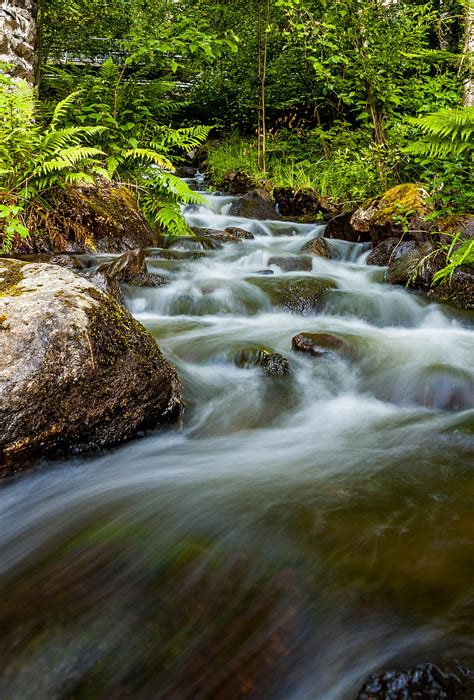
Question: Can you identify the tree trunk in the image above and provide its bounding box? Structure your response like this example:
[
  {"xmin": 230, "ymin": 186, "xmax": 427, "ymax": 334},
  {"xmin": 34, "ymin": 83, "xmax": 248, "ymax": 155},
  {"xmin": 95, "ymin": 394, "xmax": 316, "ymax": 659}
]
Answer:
[
  {"xmin": 462, "ymin": 0, "xmax": 474, "ymax": 107},
  {"xmin": 0, "ymin": 0, "xmax": 37, "ymax": 84}
]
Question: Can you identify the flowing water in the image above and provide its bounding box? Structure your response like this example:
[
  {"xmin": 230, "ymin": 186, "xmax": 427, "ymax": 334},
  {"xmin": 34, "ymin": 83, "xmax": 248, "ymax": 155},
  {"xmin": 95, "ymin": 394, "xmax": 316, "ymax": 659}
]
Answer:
[{"xmin": 1, "ymin": 177, "xmax": 474, "ymax": 699}]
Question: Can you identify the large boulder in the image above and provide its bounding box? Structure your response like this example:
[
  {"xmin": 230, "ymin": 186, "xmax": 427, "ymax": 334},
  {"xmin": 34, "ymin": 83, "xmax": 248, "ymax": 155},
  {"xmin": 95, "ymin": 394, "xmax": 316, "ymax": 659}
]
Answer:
[
  {"xmin": 6, "ymin": 179, "xmax": 156, "ymax": 255},
  {"xmin": 366, "ymin": 238, "xmax": 400, "ymax": 266},
  {"xmin": 230, "ymin": 189, "xmax": 280, "ymax": 220},
  {"xmin": 0, "ymin": 259, "xmax": 182, "ymax": 471}
]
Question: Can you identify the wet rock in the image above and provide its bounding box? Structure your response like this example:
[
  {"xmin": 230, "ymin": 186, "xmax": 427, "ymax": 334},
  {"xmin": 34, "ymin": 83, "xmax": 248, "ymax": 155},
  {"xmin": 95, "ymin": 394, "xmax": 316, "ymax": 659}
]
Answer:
[
  {"xmin": 268, "ymin": 256, "xmax": 313, "ymax": 272},
  {"xmin": 97, "ymin": 249, "xmax": 166, "ymax": 290},
  {"xmin": 255, "ymin": 269, "xmax": 274, "ymax": 275},
  {"xmin": 0, "ymin": 260, "xmax": 182, "ymax": 471},
  {"xmin": 219, "ymin": 170, "xmax": 255, "ymax": 195},
  {"xmin": 147, "ymin": 248, "xmax": 206, "ymax": 261},
  {"xmin": 191, "ymin": 227, "xmax": 242, "ymax": 244},
  {"xmin": 386, "ymin": 241, "xmax": 444, "ymax": 291},
  {"xmin": 429, "ymin": 267, "xmax": 474, "ymax": 311},
  {"xmin": 292, "ymin": 333, "xmax": 352, "ymax": 358},
  {"xmin": 234, "ymin": 346, "xmax": 291, "ymax": 376},
  {"xmin": 284, "ymin": 278, "xmax": 335, "ymax": 314},
  {"xmin": 273, "ymin": 187, "xmax": 321, "ymax": 218},
  {"xmin": 325, "ymin": 211, "xmax": 369, "ymax": 243},
  {"xmin": 356, "ymin": 662, "xmax": 474, "ymax": 699},
  {"xmin": 300, "ymin": 237, "xmax": 332, "ymax": 259},
  {"xmin": 366, "ymin": 238, "xmax": 400, "ymax": 266},
  {"xmin": 230, "ymin": 189, "xmax": 280, "ymax": 220},
  {"xmin": 98, "ymin": 248, "xmax": 146, "ymax": 280},
  {"xmin": 225, "ymin": 227, "xmax": 255, "ymax": 240}
]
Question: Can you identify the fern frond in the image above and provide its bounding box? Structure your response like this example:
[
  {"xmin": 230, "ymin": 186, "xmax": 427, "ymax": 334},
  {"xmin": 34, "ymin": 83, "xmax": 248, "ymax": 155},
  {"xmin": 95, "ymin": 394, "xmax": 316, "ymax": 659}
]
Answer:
[
  {"xmin": 406, "ymin": 107, "xmax": 474, "ymax": 158},
  {"xmin": 122, "ymin": 148, "xmax": 174, "ymax": 170},
  {"xmin": 50, "ymin": 91, "xmax": 83, "ymax": 129}
]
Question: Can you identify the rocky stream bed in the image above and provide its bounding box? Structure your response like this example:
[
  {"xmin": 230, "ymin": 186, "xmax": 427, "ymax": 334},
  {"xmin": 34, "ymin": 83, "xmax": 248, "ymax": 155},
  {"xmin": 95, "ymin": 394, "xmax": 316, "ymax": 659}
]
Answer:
[{"xmin": 0, "ymin": 174, "xmax": 473, "ymax": 698}]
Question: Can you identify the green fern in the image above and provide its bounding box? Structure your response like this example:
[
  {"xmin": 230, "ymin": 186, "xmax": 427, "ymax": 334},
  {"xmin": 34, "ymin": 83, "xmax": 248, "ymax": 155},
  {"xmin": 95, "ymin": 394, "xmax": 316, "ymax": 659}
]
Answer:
[
  {"xmin": 0, "ymin": 69, "xmax": 107, "ymax": 252},
  {"xmin": 406, "ymin": 107, "xmax": 474, "ymax": 158}
]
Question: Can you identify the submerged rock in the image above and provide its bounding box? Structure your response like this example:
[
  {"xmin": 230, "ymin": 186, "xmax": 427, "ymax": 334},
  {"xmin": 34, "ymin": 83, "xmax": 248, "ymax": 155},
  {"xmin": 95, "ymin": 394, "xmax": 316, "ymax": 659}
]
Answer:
[
  {"xmin": 268, "ymin": 256, "xmax": 313, "ymax": 272},
  {"xmin": 292, "ymin": 333, "xmax": 353, "ymax": 358},
  {"xmin": 166, "ymin": 236, "xmax": 220, "ymax": 251},
  {"xmin": 300, "ymin": 237, "xmax": 332, "ymax": 259},
  {"xmin": 230, "ymin": 188, "xmax": 280, "ymax": 220},
  {"xmin": 234, "ymin": 346, "xmax": 290, "ymax": 376},
  {"xmin": 0, "ymin": 260, "xmax": 182, "ymax": 471},
  {"xmin": 191, "ymin": 227, "xmax": 242, "ymax": 244},
  {"xmin": 356, "ymin": 662, "xmax": 474, "ymax": 699},
  {"xmin": 284, "ymin": 278, "xmax": 335, "ymax": 314}
]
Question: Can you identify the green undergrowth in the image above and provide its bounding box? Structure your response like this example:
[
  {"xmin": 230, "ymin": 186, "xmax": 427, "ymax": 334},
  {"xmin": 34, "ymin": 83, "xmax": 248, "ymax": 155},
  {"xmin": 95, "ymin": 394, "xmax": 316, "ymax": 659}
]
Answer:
[{"xmin": 205, "ymin": 132, "xmax": 404, "ymax": 206}]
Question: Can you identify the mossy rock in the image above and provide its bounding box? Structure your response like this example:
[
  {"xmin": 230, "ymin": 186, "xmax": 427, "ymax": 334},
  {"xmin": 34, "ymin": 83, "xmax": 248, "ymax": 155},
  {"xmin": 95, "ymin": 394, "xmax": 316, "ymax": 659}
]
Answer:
[
  {"xmin": 284, "ymin": 278, "xmax": 337, "ymax": 314},
  {"xmin": 351, "ymin": 184, "xmax": 433, "ymax": 247},
  {"xmin": 0, "ymin": 260, "xmax": 182, "ymax": 472},
  {"xmin": 247, "ymin": 275, "xmax": 336, "ymax": 310}
]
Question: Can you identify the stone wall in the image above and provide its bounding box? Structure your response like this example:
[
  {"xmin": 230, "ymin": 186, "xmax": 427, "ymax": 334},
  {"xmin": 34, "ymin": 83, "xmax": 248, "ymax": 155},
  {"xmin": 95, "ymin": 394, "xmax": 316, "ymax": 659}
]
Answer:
[{"xmin": 0, "ymin": 0, "xmax": 36, "ymax": 83}]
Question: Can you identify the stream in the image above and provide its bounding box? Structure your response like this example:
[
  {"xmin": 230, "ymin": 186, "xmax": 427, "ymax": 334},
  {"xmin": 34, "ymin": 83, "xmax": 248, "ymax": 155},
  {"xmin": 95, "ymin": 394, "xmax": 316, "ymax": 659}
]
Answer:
[{"xmin": 0, "ymin": 176, "xmax": 473, "ymax": 699}]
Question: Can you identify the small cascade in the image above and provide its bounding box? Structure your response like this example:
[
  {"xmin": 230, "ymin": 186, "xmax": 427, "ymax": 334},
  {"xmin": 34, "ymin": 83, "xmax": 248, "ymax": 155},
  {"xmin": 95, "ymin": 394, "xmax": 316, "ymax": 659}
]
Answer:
[{"xmin": 0, "ymin": 181, "xmax": 473, "ymax": 700}]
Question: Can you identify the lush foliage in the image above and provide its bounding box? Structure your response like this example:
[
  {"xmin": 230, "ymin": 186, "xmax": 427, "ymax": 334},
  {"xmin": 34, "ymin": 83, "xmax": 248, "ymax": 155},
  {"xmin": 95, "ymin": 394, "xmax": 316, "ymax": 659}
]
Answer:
[{"xmin": 0, "ymin": 71, "xmax": 106, "ymax": 252}]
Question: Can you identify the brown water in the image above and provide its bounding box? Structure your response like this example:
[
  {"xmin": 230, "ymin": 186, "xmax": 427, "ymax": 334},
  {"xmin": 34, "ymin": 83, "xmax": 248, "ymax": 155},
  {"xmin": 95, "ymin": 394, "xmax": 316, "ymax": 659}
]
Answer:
[{"xmin": 0, "ymin": 179, "xmax": 473, "ymax": 699}]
